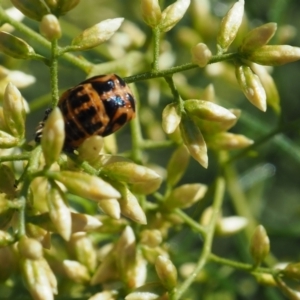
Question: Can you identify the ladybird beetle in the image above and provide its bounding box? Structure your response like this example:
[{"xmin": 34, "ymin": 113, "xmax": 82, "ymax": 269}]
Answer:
[{"xmin": 35, "ymin": 74, "xmax": 136, "ymax": 151}]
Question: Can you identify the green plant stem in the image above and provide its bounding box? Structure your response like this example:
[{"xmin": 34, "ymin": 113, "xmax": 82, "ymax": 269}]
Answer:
[
  {"xmin": 130, "ymin": 106, "xmax": 144, "ymax": 164},
  {"xmin": 164, "ymin": 76, "xmax": 184, "ymax": 110},
  {"xmin": 50, "ymin": 39, "xmax": 59, "ymax": 107},
  {"xmin": 152, "ymin": 27, "xmax": 161, "ymax": 72},
  {"xmin": 175, "ymin": 209, "xmax": 206, "ymax": 236},
  {"xmin": 172, "ymin": 176, "xmax": 225, "ymax": 300},
  {"xmin": 208, "ymin": 253, "xmax": 279, "ymax": 276},
  {"xmin": 0, "ymin": 153, "xmax": 30, "ymax": 163},
  {"xmin": 0, "ymin": 6, "xmax": 92, "ymax": 73},
  {"xmin": 125, "ymin": 53, "xmax": 238, "ymax": 84},
  {"xmin": 17, "ymin": 196, "xmax": 26, "ymax": 237}
]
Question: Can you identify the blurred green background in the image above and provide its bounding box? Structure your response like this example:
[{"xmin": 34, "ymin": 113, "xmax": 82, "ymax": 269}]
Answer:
[{"xmin": 1, "ymin": 0, "xmax": 300, "ymax": 299}]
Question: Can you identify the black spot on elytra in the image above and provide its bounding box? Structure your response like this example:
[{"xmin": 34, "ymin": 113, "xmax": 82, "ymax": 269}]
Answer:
[
  {"xmin": 103, "ymin": 96, "xmax": 125, "ymax": 118},
  {"xmin": 65, "ymin": 120, "xmax": 85, "ymax": 140},
  {"xmin": 69, "ymin": 93, "xmax": 90, "ymax": 110},
  {"xmin": 126, "ymin": 93, "xmax": 135, "ymax": 112},
  {"xmin": 85, "ymin": 121, "xmax": 103, "ymax": 135},
  {"xmin": 91, "ymin": 79, "xmax": 115, "ymax": 94}
]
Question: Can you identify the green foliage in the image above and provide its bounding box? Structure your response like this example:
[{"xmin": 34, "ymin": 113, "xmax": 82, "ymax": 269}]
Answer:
[{"xmin": 0, "ymin": 0, "xmax": 300, "ymax": 299}]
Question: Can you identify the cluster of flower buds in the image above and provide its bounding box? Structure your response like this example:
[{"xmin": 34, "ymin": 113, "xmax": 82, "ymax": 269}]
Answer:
[
  {"xmin": 162, "ymin": 85, "xmax": 252, "ymax": 168},
  {"xmin": 141, "ymin": 0, "xmax": 190, "ymax": 32}
]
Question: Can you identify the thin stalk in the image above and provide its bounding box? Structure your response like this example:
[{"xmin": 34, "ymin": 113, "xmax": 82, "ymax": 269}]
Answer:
[
  {"xmin": 50, "ymin": 39, "xmax": 59, "ymax": 107},
  {"xmin": 17, "ymin": 196, "xmax": 26, "ymax": 237},
  {"xmin": 152, "ymin": 27, "xmax": 161, "ymax": 72},
  {"xmin": 171, "ymin": 176, "xmax": 225, "ymax": 300}
]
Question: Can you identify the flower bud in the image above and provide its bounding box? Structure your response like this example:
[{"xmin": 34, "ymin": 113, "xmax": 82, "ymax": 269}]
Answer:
[
  {"xmin": 89, "ymin": 291, "xmax": 118, "ymax": 300},
  {"xmin": 40, "ymin": 14, "xmax": 62, "ymax": 41},
  {"xmin": 18, "ymin": 236, "xmax": 43, "ymax": 260},
  {"xmin": 250, "ymin": 225, "xmax": 270, "ymax": 267},
  {"xmin": 0, "ymin": 7, "xmax": 24, "ymax": 33},
  {"xmin": 98, "ymin": 199, "xmax": 121, "ymax": 220},
  {"xmin": 0, "ymin": 197, "xmax": 14, "ymax": 229},
  {"xmin": 282, "ymin": 263, "xmax": 300, "ymax": 281},
  {"xmin": 46, "ymin": 184, "xmax": 71, "ymax": 241},
  {"xmin": 41, "ymin": 107, "xmax": 65, "ymax": 166},
  {"xmin": 191, "ymin": 43, "xmax": 212, "ymax": 67},
  {"xmin": 63, "ymin": 260, "xmax": 91, "ymax": 283},
  {"xmin": 50, "ymin": 171, "xmax": 121, "ymax": 201},
  {"xmin": 166, "ymin": 145, "xmax": 190, "ymax": 187},
  {"xmin": 216, "ymin": 216, "xmax": 248, "ymax": 236},
  {"xmin": 0, "ymin": 230, "xmax": 15, "ymax": 247},
  {"xmin": 179, "ymin": 114, "xmax": 208, "ymax": 168},
  {"xmin": 0, "ymin": 130, "xmax": 19, "ymax": 148},
  {"xmin": 162, "ymin": 103, "xmax": 181, "ymax": 134},
  {"xmin": 251, "ymin": 64, "xmax": 280, "ymax": 113},
  {"xmin": 184, "ymin": 99, "xmax": 236, "ymax": 122},
  {"xmin": 11, "ymin": 0, "xmax": 49, "ymax": 21},
  {"xmin": 276, "ymin": 277, "xmax": 300, "ymax": 300},
  {"xmin": 71, "ymin": 232, "xmax": 97, "ymax": 272},
  {"xmin": 46, "ymin": 0, "xmax": 80, "ymax": 15},
  {"xmin": 125, "ymin": 282, "xmax": 167, "ymax": 300},
  {"xmin": 118, "ymin": 186, "xmax": 147, "ymax": 224},
  {"xmin": 103, "ymin": 162, "xmax": 162, "ymax": 195},
  {"xmin": 0, "ymin": 246, "xmax": 16, "ymax": 282},
  {"xmin": 0, "ymin": 31, "xmax": 36, "ymax": 59},
  {"xmin": 78, "ymin": 135, "xmax": 104, "ymax": 166},
  {"xmin": 239, "ymin": 23, "xmax": 277, "ymax": 53},
  {"xmin": 244, "ymin": 45, "xmax": 300, "ymax": 66},
  {"xmin": 3, "ymin": 82, "xmax": 26, "ymax": 138},
  {"xmin": 0, "ymin": 164, "xmax": 16, "ymax": 196},
  {"xmin": 141, "ymin": 0, "xmax": 162, "ymax": 27},
  {"xmin": 71, "ymin": 18, "xmax": 124, "ymax": 51},
  {"xmin": 165, "ymin": 183, "xmax": 207, "ymax": 209},
  {"xmin": 159, "ymin": 0, "xmax": 191, "ymax": 32},
  {"xmin": 206, "ymin": 132, "xmax": 254, "ymax": 150},
  {"xmin": 140, "ymin": 229, "xmax": 163, "ymax": 248},
  {"xmin": 155, "ymin": 255, "xmax": 177, "ymax": 290},
  {"xmin": 217, "ymin": 0, "xmax": 244, "ymax": 52},
  {"xmin": 71, "ymin": 213, "xmax": 102, "ymax": 233},
  {"xmin": 235, "ymin": 63, "xmax": 267, "ymax": 111}
]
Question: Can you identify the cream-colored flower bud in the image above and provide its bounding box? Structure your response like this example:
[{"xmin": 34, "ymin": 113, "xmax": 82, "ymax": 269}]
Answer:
[
  {"xmin": 283, "ymin": 262, "xmax": 300, "ymax": 281},
  {"xmin": 71, "ymin": 232, "xmax": 97, "ymax": 272},
  {"xmin": 40, "ymin": 14, "xmax": 61, "ymax": 41},
  {"xmin": 256, "ymin": 273, "xmax": 277, "ymax": 286},
  {"xmin": 250, "ymin": 225, "xmax": 270, "ymax": 267},
  {"xmin": 159, "ymin": 0, "xmax": 191, "ymax": 32},
  {"xmin": 0, "ymin": 164, "xmax": 16, "ymax": 196},
  {"xmin": 251, "ymin": 64, "xmax": 280, "ymax": 113},
  {"xmin": 11, "ymin": 0, "xmax": 49, "ymax": 21},
  {"xmin": 216, "ymin": 216, "xmax": 248, "ymax": 236},
  {"xmin": 0, "ymin": 130, "xmax": 19, "ymax": 148},
  {"xmin": 184, "ymin": 99, "xmax": 236, "ymax": 122},
  {"xmin": 5, "ymin": 69, "xmax": 36, "ymax": 89},
  {"xmin": 180, "ymin": 114, "xmax": 208, "ymax": 168},
  {"xmin": 39, "ymin": 257, "xmax": 57, "ymax": 294},
  {"xmin": 191, "ymin": 43, "xmax": 212, "ymax": 67},
  {"xmin": 155, "ymin": 255, "xmax": 177, "ymax": 290},
  {"xmin": 118, "ymin": 186, "xmax": 147, "ymax": 224},
  {"xmin": 20, "ymin": 258, "xmax": 55, "ymax": 300},
  {"xmin": 235, "ymin": 64, "xmax": 267, "ymax": 111},
  {"xmin": 200, "ymin": 206, "xmax": 215, "ymax": 227},
  {"xmin": 78, "ymin": 135, "xmax": 104, "ymax": 165},
  {"xmin": 0, "ymin": 31, "xmax": 35, "ymax": 59},
  {"xmin": 71, "ymin": 18, "xmax": 124, "ymax": 51},
  {"xmin": 41, "ymin": 107, "xmax": 65, "ymax": 166},
  {"xmin": 141, "ymin": 0, "xmax": 162, "ymax": 27},
  {"xmin": 18, "ymin": 236, "xmax": 43, "ymax": 260},
  {"xmin": 63, "ymin": 260, "xmax": 90, "ymax": 283},
  {"xmin": 0, "ymin": 197, "xmax": 13, "ymax": 229},
  {"xmin": 239, "ymin": 23, "xmax": 277, "ymax": 53},
  {"xmin": 89, "ymin": 291, "xmax": 118, "ymax": 300},
  {"xmin": 71, "ymin": 213, "xmax": 102, "ymax": 232},
  {"xmin": 47, "ymin": 0, "xmax": 80, "ymax": 15},
  {"xmin": 46, "ymin": 184, "xmax": 71, "ymax": 241},
  {"xmin": 103, "ymin": 162, "xmax": 162, "ymax": 195},
  {"xmin": 3, "ymin": 82, "xmax": 26, "ymax": 138},
  {"xmin": 276, "ymin": 277, "xmax": 300, "ymax": 300},
  {"xmin": 0, "ymin": 230, "xmax": 14, "ymax": 246},
  {"xmin": 125, "ymin": 282, "xmax": 167, "ymax": 300},
  {"xmin": 207, "ymin": 132, "xmax": 254, "ymax": 150},
  {"xmin": 217, "ymin": 0, "xmax": 244, "ymax": 53},
  {"xmin": 165, "ymin": 183, "xmax": 207, "ymax": 209},
  {"xmin": 201, "ymin": 84, "xmax": 215, "ymax": 102},
  {"xmin": 98, "ymin": 199, "xmax": 121, "ymax": 220},
  {"xmin": 167, "ymin": 145, "xmax": 190, "ymax": 187},
  {"xmin": 140, "ymin": 229, "xmax": 163, "ymax": 248},
  {"xmin": 244, "ymin": 45, "xmax": 300, "ymax": 66},
  {"xmin": 162, "ymin": 103, "xmax": 181, "ymax": 134},
  {"xmin": 50, "ymin": 171, "xmax": 121, "ymax": 201}
]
